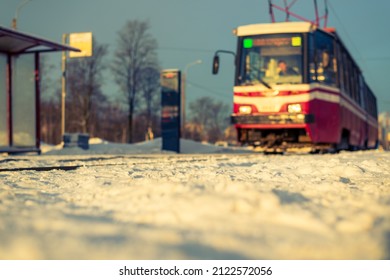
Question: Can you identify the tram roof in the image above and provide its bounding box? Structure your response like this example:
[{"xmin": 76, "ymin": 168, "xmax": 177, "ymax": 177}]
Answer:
[
  {"xmin": 235, "ymin": 22, "xmax": 319, "ymax": 37},
  {"xmin": 0, "ymin": 25, "xmax": 79, "ymax": 54}
]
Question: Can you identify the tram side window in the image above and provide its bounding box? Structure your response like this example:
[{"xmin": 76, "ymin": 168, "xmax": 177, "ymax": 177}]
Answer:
[
  {"xmin": 367, "ymin": 87, "xmax": 378, "ymax": 118},
  {"xmin": 373, "ymin": 96, "xmax": 378, "ymax": 117},
  {"xmin": 359, "ymin": 76, "xmax": 366, "ymax": 110},
  {"xmin": 335, "ymin": 43, "xmax": 343, "ymax": 90},
  {"xmin": 365, "ymin": 85, "xmax": 371, "ymax": 115},
  {"xmin": 350, "ymin": 63, "xmax": 357, "ymax": 101},
  {"xmin": 309, "ymin": 34, "xmax": 316, "ymax": 82},
  {"xmin": 367, "ymin": 89, "xmax": 372, "ymax": 117},
  {"xmin": 350, "ymin": 60, "xmax": 361, "ymax": 103},
  {"xmin": 342, "ymin": 52, "xmax": 351, "ymax": 97},
  {"xmin": 356, "ymin": 71, "xmax": 362, "ymax": 106},
  {"xmin": 314, "ymin": 31, "xmax": 337, "ymax": 86}
]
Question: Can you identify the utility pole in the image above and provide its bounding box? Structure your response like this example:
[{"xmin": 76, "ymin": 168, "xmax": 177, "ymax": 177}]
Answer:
[{"xmin": 60, "ymin": 32, "xmax": 92, "ymax": 139}]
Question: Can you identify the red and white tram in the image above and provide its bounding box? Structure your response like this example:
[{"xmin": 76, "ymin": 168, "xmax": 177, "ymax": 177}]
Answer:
[{"xmin": 213, "ymin": 21, "xmax": 378, "ymax": 152}]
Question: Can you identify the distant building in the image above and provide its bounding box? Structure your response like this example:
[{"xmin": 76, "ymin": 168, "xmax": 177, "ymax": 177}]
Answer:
[{"xmin": 379, "ymin": 112, "xmax": 390, "ymax": 150}]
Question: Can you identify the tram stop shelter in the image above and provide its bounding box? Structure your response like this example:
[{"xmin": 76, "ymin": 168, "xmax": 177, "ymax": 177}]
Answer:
[{"xmin": 0, "ymin": 26, "xmax": 79, "ymax": 154}]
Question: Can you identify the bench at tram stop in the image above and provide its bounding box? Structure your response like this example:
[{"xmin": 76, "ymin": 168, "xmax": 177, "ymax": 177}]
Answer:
[{"xmin": 63, "ymin": 133, "xmax": 90, "ymax": 150}]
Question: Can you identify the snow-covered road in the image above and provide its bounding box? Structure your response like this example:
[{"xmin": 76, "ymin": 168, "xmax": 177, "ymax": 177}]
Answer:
[{"xmin": 0, "ymin": 142, "xmax": 389, "ymax": 259}]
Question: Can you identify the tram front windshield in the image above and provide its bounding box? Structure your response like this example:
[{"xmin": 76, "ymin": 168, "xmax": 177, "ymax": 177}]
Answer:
[{"xmin": 237, "ymin": 34, "xmax": 303, "ymax": 86}]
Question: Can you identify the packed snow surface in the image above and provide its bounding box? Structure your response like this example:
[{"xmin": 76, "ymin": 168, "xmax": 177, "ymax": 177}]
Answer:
[{"xmin": 0, "ymin": 138, "xmax": 389, "ymax": 259}]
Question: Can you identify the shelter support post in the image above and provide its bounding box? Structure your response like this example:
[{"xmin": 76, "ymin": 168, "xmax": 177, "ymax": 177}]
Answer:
[
  {"xmin": 61, "ymin": 34, "xmax": 68, "ymax": 137},
  {"xmin": 6, "ymin": 54, "xmax": 12, "ymax": 146},
  {"xmin": 35, "ymin": 52, "xmax": 40, "ymax": 149}
]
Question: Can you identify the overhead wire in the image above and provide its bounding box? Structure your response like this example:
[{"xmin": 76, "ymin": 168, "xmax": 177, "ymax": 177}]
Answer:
[
  {"xmin": 158, "ymin": 47, "xmax": 214, "ymax": 54},
  {"xmin": 327, "ymin": 1, "xmax": 375, "ymax": 81},
  {"xmin": 364, "ymin": 57, "xmax": 390, "ymax": 61},
  {"xmin": 185, "ymin": 79, "xmax": 231, "ymax": 99},
  {"xmin": 327, "ymin": 0, "xmax": 389, "ymax": 108}
]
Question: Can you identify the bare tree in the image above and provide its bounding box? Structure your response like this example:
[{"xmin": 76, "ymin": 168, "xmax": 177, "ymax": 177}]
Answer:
[
  {"xmin": 66, "ymin": 39, "xmax": 108, "ymax": 134},
  {"xmin": 112, "ymin": 20, "xmax": 159, "ymax": 143},
  {"xmin": 97, "ymin": 102, "xmax": 127, "ymax": 143},
  {"xmin": 41, "ymin": 96, "xmax": 61, "ymax": 144},
  {"xmin": 187, "ymin": 96, "xmax": 230, "ymax": 142},
  {"xmin": 139, "ymin": 66, "xmax": 160, "ymax": 129},
  {"xmin": 39, "ymin": 56, "xmax": 62, "ymax": 144}
]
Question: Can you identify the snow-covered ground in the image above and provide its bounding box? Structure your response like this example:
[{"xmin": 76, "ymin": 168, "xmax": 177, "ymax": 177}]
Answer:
[{"xmin": 0, "ymin": 138, "xmax": 389, "ymax": 259}]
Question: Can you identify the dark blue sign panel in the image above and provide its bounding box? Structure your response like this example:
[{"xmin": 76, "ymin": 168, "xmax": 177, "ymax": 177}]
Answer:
[{"xmin": 161, "ymin": 69, "xmax": 181, "ymax": 153}]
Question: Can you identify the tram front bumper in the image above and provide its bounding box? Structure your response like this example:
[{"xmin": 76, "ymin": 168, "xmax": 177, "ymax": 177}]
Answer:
[{"xmin": 231, "ymin": 113, "xmax": 315, "ymax": 125}]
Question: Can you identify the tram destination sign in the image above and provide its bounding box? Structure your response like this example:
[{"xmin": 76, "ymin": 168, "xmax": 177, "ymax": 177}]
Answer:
[{"xmin": 244, "ymin": 36, "xmax": 301, "ymax": 48}]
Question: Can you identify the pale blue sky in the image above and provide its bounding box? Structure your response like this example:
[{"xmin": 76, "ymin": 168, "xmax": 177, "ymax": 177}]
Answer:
[{"xmin": 1, "ymin": 0, "xmax": 389, "ymax": 113}]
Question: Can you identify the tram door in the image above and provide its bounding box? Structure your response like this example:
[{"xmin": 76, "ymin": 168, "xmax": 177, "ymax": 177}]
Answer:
[{"xmin": 161, "ymin": 69, "xmax": 181, "ymax": 153}]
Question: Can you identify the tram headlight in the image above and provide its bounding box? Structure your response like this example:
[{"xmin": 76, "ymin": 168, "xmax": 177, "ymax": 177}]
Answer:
[
  {"xmin": 239, "ymin": 105, "xmax": 252, "ymax": 114},
  {"xmin": 288, "ymin": 104, "xmax": 302, "ymax": 113}
]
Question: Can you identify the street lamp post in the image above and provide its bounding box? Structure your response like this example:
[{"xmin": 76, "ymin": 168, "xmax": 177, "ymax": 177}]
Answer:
[
  {"xmin": 12, "ymin": 0, "xmax": 32, "ymax": 29},
  {"xmin": 182, "ymin": 60, "xmax": 202, "ymax": 137}
]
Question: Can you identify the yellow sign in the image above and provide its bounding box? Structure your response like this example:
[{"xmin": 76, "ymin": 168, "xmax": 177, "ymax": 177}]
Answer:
[
  {"xmin": 69, "ymin": 32, "xmax": 93, "ymax": 58},
  {"xmin": 291, "ymin": 36, "xmax": 301, "ymax": 47}
]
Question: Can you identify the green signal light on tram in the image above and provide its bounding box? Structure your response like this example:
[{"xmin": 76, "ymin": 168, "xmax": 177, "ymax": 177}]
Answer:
[{"xmin": 243, "ymin": 38, "xmax": 253, "ymax": 48}]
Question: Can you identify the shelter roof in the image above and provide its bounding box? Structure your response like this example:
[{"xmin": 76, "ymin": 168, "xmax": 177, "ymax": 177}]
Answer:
[{"xmin": 0, "ymin": 25, "xmax": 79, "ymax": 54}]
